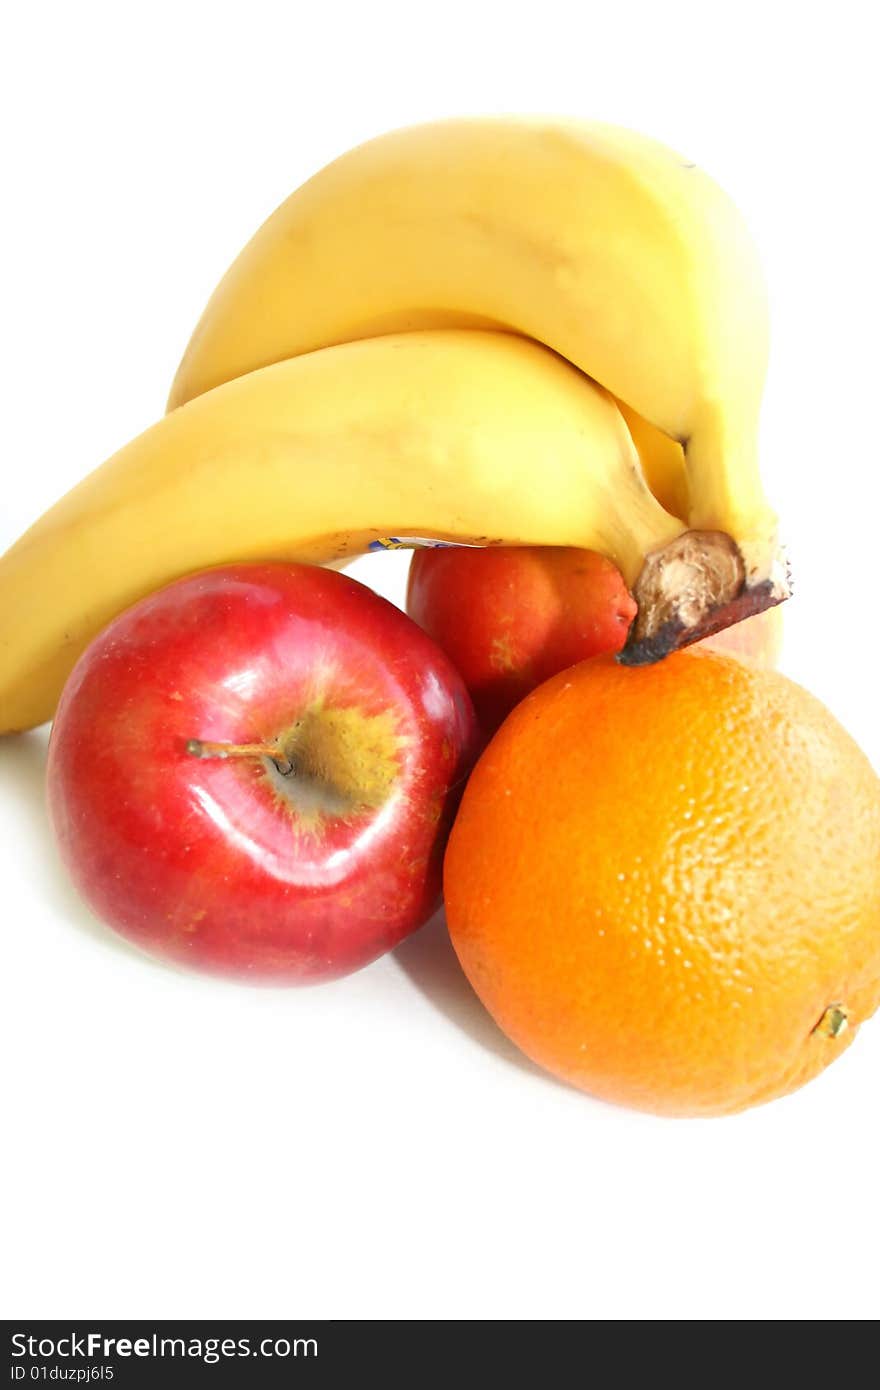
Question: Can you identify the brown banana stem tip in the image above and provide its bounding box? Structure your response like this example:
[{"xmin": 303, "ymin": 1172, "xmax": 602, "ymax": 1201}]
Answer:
[{"xmin": 618, "ymin": 530, "xmax": 792, "ymax": 666}]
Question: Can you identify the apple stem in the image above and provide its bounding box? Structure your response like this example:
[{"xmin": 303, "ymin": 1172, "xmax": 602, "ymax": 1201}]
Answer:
[{"xmin": 185, "ymin": 737, "xmax": 294, "ymax": 776}]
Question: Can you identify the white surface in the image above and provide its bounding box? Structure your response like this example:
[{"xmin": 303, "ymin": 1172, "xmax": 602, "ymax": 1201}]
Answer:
[{"xmin": 2, "ymin": 1, "xmax": 879, "ymax": 1322}]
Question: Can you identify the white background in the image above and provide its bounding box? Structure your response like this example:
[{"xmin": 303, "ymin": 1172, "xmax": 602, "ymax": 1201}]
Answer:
[{"xmin": 2, "ymin": 1, "xmax": 878, "ymax": 1322}]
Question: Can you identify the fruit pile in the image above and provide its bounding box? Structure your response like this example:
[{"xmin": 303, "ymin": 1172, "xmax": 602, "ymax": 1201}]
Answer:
[{"xmin": 1, "ymin": 118, "xmax": 878, "ymax": 1117}]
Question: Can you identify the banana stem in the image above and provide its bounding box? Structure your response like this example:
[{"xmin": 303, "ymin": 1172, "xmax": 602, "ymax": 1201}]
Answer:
[
  {"xmin": 619, "ymin": 528, "xmax": 790, "ymax": 665},
  {"xmin": 186, "ymin": 737, "xmax": 293, "ymax": 776}
]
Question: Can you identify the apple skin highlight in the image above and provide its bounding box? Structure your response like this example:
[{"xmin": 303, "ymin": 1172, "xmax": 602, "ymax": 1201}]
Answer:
[{"xmin": 47, "ymin": 563, "xmax": 478, "ymax": 983}]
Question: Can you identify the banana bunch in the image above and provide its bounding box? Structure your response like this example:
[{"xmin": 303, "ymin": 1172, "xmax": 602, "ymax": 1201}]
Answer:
[{"xmin": 0, "ymin": 117, "xmax": 788, "ymax": 734}]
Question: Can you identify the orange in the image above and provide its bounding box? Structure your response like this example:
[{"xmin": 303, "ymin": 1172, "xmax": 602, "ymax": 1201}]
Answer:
[{"xmin": 444, "ymin": 650, "xmax": 880, "ymax": 1116}]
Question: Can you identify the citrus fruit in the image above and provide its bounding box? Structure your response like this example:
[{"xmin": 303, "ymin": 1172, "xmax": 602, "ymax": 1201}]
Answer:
[{"xmin": 444, "ymin": 650, "xmax": 880, "ymax": 1116}]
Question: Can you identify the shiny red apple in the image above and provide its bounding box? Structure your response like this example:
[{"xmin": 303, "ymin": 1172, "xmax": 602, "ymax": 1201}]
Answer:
[
  {"xmin": 408, "ymin": 545, "xmax": 783, "ymax": 738},
  {"xmin": 48, "ymin": 563, "xmax": 478, "ymax": 983},
  {"xmin": 407, "ymin": 546, "xmax": 637, "ymax": 737}
]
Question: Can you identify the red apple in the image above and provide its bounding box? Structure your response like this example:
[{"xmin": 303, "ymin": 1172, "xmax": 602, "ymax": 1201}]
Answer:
[
  {"xmin": 407, "ymin": 547, "xmax": 637, "ymax": 737},
  {"xmin": 48, "ymin": 563, "xmax": 478, "ymax": 983}
]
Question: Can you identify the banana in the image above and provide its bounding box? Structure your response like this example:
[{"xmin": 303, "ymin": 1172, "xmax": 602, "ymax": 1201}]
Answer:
[
  {"xmin": 615, "ymin": 400, "xmax": 689, "ymax": 523},
  {"xmin": 0, "ymin": 331, "xmax": 684, "ymax": 733},
  {"xmin": 167, "ymin": 117, "xmax": 789, "ymax": 655}
]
